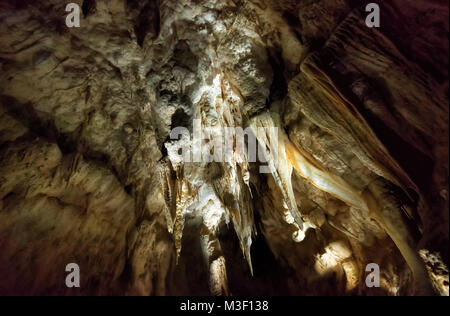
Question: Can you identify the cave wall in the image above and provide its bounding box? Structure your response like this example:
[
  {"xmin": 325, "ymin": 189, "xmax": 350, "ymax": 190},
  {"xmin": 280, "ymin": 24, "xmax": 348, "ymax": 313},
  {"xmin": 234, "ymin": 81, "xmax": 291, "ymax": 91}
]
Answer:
[{"xmin": 0, "ymin": 0, "xmax": 448, "ymax": 296}]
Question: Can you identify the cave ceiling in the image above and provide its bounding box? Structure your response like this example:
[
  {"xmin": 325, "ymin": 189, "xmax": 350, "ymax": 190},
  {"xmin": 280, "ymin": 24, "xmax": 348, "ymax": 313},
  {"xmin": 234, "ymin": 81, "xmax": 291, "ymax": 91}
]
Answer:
[{"xmin": 0, "ymin": 0, "xmax": 448, "ymax": 296}]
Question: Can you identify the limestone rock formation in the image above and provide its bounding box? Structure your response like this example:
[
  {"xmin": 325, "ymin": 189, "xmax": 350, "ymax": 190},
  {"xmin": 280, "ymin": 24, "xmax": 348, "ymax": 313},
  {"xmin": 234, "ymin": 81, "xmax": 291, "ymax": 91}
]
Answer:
[{"xmin": 0, "ymin": 0, "xmax": 448, "ymax": 296}]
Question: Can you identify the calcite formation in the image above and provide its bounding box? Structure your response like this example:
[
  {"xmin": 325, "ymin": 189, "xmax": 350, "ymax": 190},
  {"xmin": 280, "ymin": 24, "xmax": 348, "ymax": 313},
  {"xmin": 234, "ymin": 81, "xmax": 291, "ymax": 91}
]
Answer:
[{"xmin": 0, "ymin": 0, "xmax": 448, "ymax": 296}]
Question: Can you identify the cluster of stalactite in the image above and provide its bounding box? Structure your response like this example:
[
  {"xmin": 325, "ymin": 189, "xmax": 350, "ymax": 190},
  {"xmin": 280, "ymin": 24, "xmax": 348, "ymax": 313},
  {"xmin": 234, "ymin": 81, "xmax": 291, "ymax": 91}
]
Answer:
[{"xmin": 0, "ymin": 0, "xmax": 448, "ymax": 295}]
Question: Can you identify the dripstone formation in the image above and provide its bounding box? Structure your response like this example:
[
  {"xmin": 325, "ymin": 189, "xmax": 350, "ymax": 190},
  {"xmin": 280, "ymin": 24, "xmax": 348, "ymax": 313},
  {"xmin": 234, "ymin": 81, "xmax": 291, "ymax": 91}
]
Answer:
[{"xmin": 0, "ymin": 0, "xmax": 448, "ymax": 296}]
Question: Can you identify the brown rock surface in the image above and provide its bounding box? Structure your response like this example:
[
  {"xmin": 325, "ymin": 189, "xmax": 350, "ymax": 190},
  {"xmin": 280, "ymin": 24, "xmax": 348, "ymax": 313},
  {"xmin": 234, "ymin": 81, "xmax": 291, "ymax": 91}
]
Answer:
[{"xmin": 0, "ymin": 0, "xmax": 448, "ymax": 296}]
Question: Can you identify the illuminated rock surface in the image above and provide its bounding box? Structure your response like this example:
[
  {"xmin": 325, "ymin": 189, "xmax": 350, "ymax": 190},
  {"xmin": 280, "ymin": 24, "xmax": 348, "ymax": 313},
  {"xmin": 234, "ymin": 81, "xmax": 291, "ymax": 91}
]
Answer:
[{"xmin": 0, "ymin": 0, "xmax": 448, "ymax": 296}]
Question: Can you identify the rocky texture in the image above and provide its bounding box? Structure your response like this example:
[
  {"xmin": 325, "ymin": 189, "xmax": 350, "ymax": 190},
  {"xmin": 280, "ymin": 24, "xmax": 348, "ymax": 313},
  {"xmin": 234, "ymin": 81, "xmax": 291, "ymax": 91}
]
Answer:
[{"xmin": 0, "ymin": 0, "xmax": 448, "ymax": 296}]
